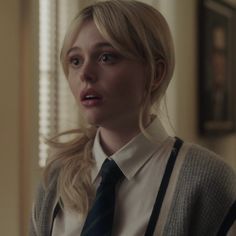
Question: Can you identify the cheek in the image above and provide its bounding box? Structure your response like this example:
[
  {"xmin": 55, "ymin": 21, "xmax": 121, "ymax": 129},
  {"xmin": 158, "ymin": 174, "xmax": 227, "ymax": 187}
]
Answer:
[
  {"xmin": 68, "ymin": 74, "xmax": 80, "ymax": 99},
  {"xmin": 109, "ymin": 73, "xmax": 146, "ymax": 104},
  {"xmin": 122, "ymin": 71, "xmax": 146, "ymax": 95}
]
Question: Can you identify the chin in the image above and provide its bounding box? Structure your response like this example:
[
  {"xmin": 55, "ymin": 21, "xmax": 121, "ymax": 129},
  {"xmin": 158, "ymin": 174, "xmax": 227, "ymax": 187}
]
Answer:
[
  {"xmin": 84, "ymin": 113, "xmax": 117, "ymax": 128},
  {"xmin": 84, "ymin": 113, "xmax": 104, "ymax": 126}
]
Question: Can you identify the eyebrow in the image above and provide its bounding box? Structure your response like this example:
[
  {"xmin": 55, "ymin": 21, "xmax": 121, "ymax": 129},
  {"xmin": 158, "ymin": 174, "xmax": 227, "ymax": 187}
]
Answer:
[{"xmin": 67, "ymin": 42, "xmax": 114, "ymax": 55}]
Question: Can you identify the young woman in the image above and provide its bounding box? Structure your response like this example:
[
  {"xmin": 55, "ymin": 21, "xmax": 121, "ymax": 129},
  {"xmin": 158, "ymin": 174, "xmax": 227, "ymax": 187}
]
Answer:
[{"xmin": 30, "ymin": 1, "xmax": 236, "ymax": 235}]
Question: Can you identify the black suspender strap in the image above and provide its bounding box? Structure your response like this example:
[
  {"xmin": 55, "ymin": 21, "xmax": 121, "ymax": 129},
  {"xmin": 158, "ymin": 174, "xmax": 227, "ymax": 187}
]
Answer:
[
  {"xmin": 144, "ymin": 137, "xmax": 183, "ymax": 236},
  {"xmin": 217, "ymin": 201, "xmax": 236, "ymax": 236},
  {"xmin": 50, "ymin": 202, "xmax": 60, "ymax": 236}
]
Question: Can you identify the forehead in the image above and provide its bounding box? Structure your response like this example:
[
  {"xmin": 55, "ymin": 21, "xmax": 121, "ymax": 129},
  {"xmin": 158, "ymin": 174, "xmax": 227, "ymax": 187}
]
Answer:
[{"xmin": 71, "ymin": 20, "xmax": 111, "ymax": 50}]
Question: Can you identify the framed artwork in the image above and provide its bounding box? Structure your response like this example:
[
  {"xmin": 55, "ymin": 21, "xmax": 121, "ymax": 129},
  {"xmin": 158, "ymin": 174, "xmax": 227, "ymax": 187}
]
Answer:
[{"xmin": 199, "ymin": 0, "xmax": 236, "ymax": 135}]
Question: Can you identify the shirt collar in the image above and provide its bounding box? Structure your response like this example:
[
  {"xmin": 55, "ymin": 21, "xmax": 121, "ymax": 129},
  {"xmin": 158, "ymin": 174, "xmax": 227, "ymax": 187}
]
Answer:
[{"xmin": 91, "ymin": 117, "xmax": 169, "ymax": 182}]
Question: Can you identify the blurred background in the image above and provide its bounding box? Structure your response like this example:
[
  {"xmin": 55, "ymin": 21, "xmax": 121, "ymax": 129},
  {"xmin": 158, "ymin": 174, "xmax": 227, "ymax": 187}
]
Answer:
[{"xmin": 0, "ymin": 0, "xmax": 235, "ymax": 235}]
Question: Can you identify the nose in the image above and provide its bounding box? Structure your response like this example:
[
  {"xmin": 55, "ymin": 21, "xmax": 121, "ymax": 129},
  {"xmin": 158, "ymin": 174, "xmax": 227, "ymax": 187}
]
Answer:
[{"xmin": 79, "ymin": 60, "xmax": 97, "ymax": 83}]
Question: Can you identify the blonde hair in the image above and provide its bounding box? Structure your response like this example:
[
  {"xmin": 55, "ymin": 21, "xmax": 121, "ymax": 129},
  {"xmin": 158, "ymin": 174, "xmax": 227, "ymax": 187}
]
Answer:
[{"xmin": 45, "ymin": 0, "xmax": 175, "ymax": 215}]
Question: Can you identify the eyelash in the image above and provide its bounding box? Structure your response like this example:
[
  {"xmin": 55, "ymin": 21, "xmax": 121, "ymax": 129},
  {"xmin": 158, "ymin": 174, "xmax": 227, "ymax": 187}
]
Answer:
[
  {"xmin": 99, "ymin": 53, "xmax": 118, "ymax": 63},
  {"xmin": 68, "ymin": 52, "xmax": 120, "ymax": 68},
  {"xmin": 68, "ymin": 57, "xmax": 80, "ymax": 67}
]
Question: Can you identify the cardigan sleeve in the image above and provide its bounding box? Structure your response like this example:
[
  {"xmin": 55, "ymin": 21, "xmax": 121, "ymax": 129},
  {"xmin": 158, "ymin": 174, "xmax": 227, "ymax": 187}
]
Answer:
[
  {"xmin": 29, "ymin": 181, "xmax": 46, "ymax": 236},
  {"xmin": 29, "ymin": 201, "xmax": 39, "ymax": 236},
  {"xmin": 187, "ymin": 144, "xmax": 236, "ymax": 235},
  {"xmin": 29, "ymin": 167, "xmax": 59, "ymax": 236},
  {"xmin": 163, "ymin": 143, "xmax": 236, "ymax": 236}
]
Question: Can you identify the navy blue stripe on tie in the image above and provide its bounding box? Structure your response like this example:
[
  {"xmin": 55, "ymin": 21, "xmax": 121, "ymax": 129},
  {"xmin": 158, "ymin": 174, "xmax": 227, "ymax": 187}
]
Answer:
[{"xmin": 81, "ymin": 159, "xmax": 124, "ymax": 236}]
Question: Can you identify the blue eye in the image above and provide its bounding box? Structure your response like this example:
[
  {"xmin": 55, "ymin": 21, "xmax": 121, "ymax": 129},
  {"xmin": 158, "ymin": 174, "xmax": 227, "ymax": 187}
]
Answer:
[
  {"xmin": 99, "ymin": 53, "xmax": 118, "ymax": 64},
  {"xmin": 69, "ymin": 56, "xmax": 81, "ymax": 68},
  {"xmin": 101, "ymin": 54, "xmax": 112, "ymax": 61}
]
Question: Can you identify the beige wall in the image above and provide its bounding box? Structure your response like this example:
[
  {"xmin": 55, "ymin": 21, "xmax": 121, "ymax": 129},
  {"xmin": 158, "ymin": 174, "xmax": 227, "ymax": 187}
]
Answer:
[
  {"xmin": 0, "ymin": 0, "xmax": 20, "ymax": 235},
  {"xmin": 0, "ymin": 0, "xmax": 39, "ymax": 235}
]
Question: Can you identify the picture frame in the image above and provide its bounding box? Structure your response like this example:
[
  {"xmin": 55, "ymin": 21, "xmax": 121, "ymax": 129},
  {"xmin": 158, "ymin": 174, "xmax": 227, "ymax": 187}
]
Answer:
[{"xmin": 199, "ymin": 0, "xmax": 236, "ymax": 135}]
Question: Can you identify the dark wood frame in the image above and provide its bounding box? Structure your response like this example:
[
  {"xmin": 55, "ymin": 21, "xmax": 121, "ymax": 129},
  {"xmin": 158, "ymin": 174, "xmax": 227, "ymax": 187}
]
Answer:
[{"xmin": 199, "ymin": 0, "xmax": 236, "ymax": 135}]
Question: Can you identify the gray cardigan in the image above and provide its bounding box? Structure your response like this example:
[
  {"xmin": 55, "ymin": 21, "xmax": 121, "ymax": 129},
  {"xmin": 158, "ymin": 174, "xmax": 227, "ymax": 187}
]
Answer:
[{"xmin": 30, "ymin": 143, "xmax": 236, "ymax": 236}]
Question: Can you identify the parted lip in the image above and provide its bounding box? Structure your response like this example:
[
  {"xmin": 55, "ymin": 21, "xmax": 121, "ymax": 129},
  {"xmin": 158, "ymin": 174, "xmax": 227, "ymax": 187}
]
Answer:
[{"xmin": 80, "ymin": 88, "xmax": 103, "ymax": 101}]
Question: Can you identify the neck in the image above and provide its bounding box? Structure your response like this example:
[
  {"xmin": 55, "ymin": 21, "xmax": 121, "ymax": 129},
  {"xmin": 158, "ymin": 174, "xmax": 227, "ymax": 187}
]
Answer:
[{"xmin": 99, "ymin": 115, "xmax": 152, "ymax": 156}]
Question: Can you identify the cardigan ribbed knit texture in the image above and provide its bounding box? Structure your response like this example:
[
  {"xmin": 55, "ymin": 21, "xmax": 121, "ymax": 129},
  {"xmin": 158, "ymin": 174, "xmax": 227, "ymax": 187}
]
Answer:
[{"xmin": 29, "ymin": 143, "xmax": 236, "ymax": 236}]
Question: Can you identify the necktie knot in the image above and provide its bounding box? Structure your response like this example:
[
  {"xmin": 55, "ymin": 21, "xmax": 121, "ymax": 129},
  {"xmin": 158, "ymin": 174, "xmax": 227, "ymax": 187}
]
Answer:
[{"xmin": 100, "ymin": 159, "xmax": 124, "ymax": 185}]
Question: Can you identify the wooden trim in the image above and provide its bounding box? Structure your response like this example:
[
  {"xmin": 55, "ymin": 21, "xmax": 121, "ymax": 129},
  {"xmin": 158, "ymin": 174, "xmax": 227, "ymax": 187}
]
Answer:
[{"xmin": 19, "ymin": 0, "xmax": 40, "ymax": 235}]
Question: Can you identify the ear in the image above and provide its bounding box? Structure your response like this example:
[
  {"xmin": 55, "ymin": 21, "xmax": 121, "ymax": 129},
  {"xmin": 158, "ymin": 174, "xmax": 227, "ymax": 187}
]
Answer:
[{"xmin": 151, "ymin": 59, "xmax": 167, "ymax": 91}]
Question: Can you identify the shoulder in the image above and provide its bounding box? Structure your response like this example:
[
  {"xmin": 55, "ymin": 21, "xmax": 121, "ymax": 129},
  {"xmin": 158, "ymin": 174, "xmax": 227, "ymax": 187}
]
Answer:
[
  {"xmin": 181, "ymin": 142, "xmax": 236, "ymax": 186},
  {"xmin": 35, "ymin": 165, "xmax": 60, "ymax": 210},
  {"xmin": 34, "ymin": 164, "xmax": 60, "ymax": 201},
  {"xmin": 178, "ymin": 142, "xmax": 236, "ymax": 213},
  {"xmin": 166, "ymin": 141, "xmax": 236, "ymax": 234}
]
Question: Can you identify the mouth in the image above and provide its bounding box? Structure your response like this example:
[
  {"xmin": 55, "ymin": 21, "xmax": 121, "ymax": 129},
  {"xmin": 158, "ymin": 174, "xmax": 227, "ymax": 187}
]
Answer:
[{"xmin": 80, "ymin": 88, "xmax": 103, "ymax": 107}]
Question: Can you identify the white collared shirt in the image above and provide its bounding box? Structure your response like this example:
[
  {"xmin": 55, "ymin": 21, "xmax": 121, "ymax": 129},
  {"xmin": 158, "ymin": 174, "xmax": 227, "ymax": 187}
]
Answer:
[{"xmin": 52, "ymin": 118, "xmax": 175, "ymax": 236}]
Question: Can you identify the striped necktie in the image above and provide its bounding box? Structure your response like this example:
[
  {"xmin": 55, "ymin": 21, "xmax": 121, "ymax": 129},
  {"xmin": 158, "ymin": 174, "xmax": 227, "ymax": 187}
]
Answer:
[{"xmin": 81, "ymin": 159, "xmax": 124, "ymax": 236}]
